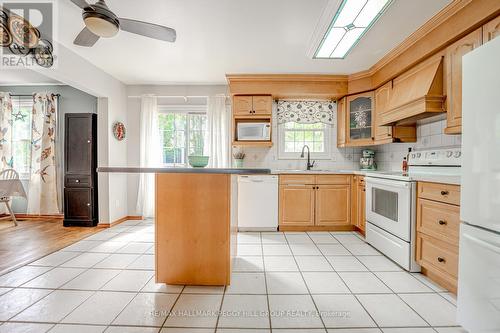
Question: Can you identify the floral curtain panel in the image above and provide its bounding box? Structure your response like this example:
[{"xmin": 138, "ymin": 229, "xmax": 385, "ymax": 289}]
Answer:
[
  {"xmin": 0, "ymin": 92, "xmax": 13, "ymax": 170},
  {"xmin": 277, "ymin": 100, "xmax": 336, "ymax": 125},
  {"xmin": 27, "ymin": 93, "xmax": 59, "ymax": 214}
]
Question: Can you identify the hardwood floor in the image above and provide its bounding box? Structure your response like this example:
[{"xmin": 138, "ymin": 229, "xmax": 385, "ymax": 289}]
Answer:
[{"xmin": 0, "ymin": 218, "xmax": 99, "ymax": 275}]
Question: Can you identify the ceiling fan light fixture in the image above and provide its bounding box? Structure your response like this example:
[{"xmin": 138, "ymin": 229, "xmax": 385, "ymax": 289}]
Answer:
[{"xmin": 83, "ymin": 14, "xmax": 119, "ymax": 38}]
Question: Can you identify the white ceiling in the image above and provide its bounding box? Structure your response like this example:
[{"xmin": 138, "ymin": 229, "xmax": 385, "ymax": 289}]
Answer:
[
  {"xmin": 57, "ymin": 0, "xmax": 451, "ymax": 84},
  {"xmin": 0, "ymin": 69, "xmax": 61, "ymax": 85}
]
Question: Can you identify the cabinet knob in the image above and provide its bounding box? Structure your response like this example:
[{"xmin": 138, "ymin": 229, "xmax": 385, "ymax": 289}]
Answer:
[
  {"xmin": 87, "ymin": 140, "xmax": 91, "ymax": 143},
  {"xmin": 75, "ymin": 179, "xmax": 80, "ymax": 183},
  {"xmin": 87, "ymin": 203, "xmax": 91, "ymax": 206},
  {"xmin": 438, "ymin": 220, "xmax": 447, "ymax": 225},
  {"xmin": 437, "ymin": 257, "xmax": 446, "ymax": 263},
  {"xmin": 440, "ymin": 190, "xmax": 449, "ymax": 196}
]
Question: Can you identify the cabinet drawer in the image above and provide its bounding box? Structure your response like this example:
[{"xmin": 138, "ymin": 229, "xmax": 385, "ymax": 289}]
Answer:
[
  {"xmin": 315, "ymin": 175, "xmax": 351, "ymax": 185},
  {"xmin": 416, "ymin": 232, "xmax": 458, "ymax": 279},
  {"xmin": 417, "ymin": 182, "xmax": 460, "ymax": 205},
  {"xmin": 279, "ymin": 175, "xmax": 315, "ymax": 185},
  {"xmin": 65, "ymin": 175, "xmax": 91, "ymax": 188},
  {"xmin": 417, "ymin": 199, "xmax": 460, "ymax": 245}
]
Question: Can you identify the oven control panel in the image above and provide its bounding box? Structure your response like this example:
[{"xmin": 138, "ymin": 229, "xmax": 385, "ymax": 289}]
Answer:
[{"xmin": 408, "ymin": 148, "xmax": 462, "ymax": 166}]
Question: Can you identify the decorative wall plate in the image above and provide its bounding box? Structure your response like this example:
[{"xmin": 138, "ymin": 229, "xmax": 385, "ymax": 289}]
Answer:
[
  {"xmin": 0, "ymin": 22, "xmax": 12, "ymax": 47},
  {"xmin": 112, "ymin": 122, "xmax": 126, "ymax": 141},
  {"xmin": 34, "ymin": 39, "xmax": 54, "ymax": 68},
  {"xmin": 8, "ymin": 14, "xmax": 39, "ymax": 48}
]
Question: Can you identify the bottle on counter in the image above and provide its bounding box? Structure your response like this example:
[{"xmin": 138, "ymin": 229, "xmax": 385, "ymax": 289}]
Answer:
[{"xmin": 402, "ymin": 157, "xmax": 408, "ymax": 174}]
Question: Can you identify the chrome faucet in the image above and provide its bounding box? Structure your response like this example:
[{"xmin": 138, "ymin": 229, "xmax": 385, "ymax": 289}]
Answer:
[{"xmin": 300, "ymin": 145, "xmax": 315, "ymax": 170}]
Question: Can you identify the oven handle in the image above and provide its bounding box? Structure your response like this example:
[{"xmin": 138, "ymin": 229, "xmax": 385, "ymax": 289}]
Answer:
[{"xmin": 365, "ymin": 177, "xmax": 410, "ymax": 189}]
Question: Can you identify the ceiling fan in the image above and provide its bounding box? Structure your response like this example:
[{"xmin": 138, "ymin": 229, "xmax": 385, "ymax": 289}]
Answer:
[{"xmin": 70, "ymin": 0, "xmax": 176, "ymax": 47}]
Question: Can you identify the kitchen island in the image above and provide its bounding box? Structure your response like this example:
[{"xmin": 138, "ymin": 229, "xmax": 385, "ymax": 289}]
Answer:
[{"xmin": 98, "ymin": 167, "xmax": 270, "ymax": 286}]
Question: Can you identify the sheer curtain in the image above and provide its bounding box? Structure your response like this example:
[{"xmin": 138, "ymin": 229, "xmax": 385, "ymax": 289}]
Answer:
[
  {"xmin": 0, "ymin": 93, "xmax": 13, "ymax": 215},
  {"xmin": 205, "ymin": 94, "xmax": 230, "ymax": 167},
  {"xmin": 27, "ymin": 93, "xmax": 59, "ymax": 214},
  {"xmin": 136, "ymin": 95, "xmax": 163, "ymax": 218}
]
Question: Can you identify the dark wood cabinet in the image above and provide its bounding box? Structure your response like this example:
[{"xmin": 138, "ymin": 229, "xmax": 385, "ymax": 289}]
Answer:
[{"xmin": 63, "ymin": 113, "xmax": 98, "ymax": 226}]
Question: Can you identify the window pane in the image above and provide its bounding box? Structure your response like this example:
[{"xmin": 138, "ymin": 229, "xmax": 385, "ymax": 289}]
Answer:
[
  {"xmin": 158, "ymin": 112, "xmax": 207, "ymax": 165},
  {"xmin": 284, "ymin": 131, "xmax": 294, "ymax": 142},
  {"xmin": 304, "ymin": 131, "xmax": 314, "ymax": 141},
  {"xmin": 294, "ymin": 131, "xmax": 304, "ymax": 142},
  {"xmin": 314, "ymin": 131, "xmax": 324, "ymax": 141},
  {"xmin": 313, "ymin": 142, "xmax": 324, "ymax": 152},
  {"xmin": 285, "ymin": 142, "xmax": 295, "ymax": 152}
]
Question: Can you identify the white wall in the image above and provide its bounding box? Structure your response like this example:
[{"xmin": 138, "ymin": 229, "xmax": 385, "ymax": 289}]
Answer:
[
  {"xmin": 125, "ymin": 84, "xmax": 228, "ymax": 216},
  {"xmin": 32, "ymin": 43, "xmax": 128, "ymax": 224}
]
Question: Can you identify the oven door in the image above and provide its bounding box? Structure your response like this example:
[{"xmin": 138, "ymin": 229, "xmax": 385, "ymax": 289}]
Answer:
[{"xmin": 365, "ymin": 177, "xmax": 413, "ymax": 242}]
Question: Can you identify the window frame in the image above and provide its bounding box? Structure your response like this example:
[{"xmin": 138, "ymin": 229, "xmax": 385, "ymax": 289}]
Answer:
[
  {"xmin": 157, "ymin": 105, "xmax": 208, "ymax": 167},
  {"xmin": 277, "ymin": 121, "xmax": 332, "ymax": 160}
]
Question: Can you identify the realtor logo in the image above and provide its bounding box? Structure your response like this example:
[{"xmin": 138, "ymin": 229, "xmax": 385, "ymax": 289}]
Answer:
[{"xmin": 0, "ymin": 0, "xmax": 57, "ymax": 69}]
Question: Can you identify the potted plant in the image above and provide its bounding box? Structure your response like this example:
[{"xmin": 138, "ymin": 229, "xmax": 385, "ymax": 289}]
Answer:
[{"xmin": 233, "ymin": 151, "xmax": 245, "ymax": 168}]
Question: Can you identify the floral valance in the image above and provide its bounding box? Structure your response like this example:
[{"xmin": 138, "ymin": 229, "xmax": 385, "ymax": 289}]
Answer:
[{"xmin": 277, "ymin": 100, "xmax": 336, "ymax": 125}]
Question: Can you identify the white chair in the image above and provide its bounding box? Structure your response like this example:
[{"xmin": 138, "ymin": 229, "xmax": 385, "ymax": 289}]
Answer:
[{"xmin": 0, "ymin": 168, "xmax": 20, "ymax": 226}]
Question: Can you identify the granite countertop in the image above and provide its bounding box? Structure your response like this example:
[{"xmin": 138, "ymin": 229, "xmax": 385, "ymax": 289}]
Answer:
[{"xmin": 97, "ymin": 167, "xmax": 271, "ymax": 175}]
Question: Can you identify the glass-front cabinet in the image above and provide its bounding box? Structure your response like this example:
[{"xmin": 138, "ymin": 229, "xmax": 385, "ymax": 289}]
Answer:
[{"xmin": 346, "ymin": 92, "xmax": 374, "ymax": 145}]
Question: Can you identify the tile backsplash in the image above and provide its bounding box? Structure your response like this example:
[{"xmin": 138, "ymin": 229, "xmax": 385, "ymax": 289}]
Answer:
[
  {"xmin": 232, "ymin": 104, "xmax": 461, "ymax": 172},
  {"xmin": 374, "ymin": 114, "xmax": 462, "ymax": 171}
]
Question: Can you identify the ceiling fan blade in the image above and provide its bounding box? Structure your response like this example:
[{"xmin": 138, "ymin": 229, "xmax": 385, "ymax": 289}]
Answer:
[
  {"xmin": 70, "ymin": 0, "xmax": 91, "ymax": 9},
  {"xmin": 119, "ymin": 18, "xmax": 176, "ymax": 42},
  {"xmin": 74, "ymin": 27, "xmax": 100, "ymax": 47}
]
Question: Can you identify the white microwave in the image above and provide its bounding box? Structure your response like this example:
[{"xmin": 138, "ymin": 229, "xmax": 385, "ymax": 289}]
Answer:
[{"xmin": 237, "ymin": 122, "xmax": 271, "ymax": 141}]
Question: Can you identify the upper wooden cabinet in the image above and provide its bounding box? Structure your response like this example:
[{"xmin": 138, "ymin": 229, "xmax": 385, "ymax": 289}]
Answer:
[
  {"xmin": 374, "ymin": 82, "xmax": 393, "ymax": 143},
  {"xmin": 444, "ymin": 28, "xmax": 482, "ymax": 134},
  {"xmin": 337, "ymin": 97, "xmax": 347, "ymax": 147},
  {"xmin": 483, "ymin": 15, "xmax": 500, "ymax": 43},
  {"xmin": 346, "ymin": 92, "xmax": 374, "ymax": 146},
  {"xmin": 233, "ymin": 95, "xmax": 272, "ymax": 116}
]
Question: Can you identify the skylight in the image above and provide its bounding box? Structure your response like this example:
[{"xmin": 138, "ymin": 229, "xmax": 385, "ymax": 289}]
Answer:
[{"xmin": 314, "ymin": 0, "xmax": 393, "ymax": 59}]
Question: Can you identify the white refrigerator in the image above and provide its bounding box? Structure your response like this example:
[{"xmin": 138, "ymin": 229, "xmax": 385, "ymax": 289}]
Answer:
[{"xmin": 458, "ymin": 36, "xmax": 500, "ymax": 332}]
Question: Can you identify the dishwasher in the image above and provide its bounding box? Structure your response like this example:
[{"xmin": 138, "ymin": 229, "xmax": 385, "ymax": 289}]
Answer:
[{"xmin": 237, "ymin": 175, "xmax": 278, "ymax": 231}]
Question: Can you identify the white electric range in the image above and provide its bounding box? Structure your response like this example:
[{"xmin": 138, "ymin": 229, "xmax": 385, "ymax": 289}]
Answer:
[{"xmin": 364, "ymin": 147, "xmax": 462, "ymax": 272}]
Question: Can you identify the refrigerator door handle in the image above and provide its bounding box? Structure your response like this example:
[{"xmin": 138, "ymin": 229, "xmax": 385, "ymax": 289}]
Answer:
[{"xmin": 462, "ymin": 232, "xmax": 500, "ymax": 255}]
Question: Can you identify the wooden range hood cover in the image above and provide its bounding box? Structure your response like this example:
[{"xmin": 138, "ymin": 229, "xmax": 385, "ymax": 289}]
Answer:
[{"xmin": 379, "ymin": 57, "xmax": 446, "ymax": 126}]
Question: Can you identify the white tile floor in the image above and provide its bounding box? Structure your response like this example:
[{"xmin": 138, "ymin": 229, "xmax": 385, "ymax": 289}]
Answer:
[{"xmin": 0, "ymin": 219, "xmax": 467, "ymax": 333}]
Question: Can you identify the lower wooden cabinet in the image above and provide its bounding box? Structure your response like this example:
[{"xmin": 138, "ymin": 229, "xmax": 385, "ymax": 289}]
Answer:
[
  {"xmin": 279, "ymin": 185, "xmax": 315, "ymax": 226},
  {"xmin": 351, "ymin": 176, "xmax": 366, "ymax": 233},
  {"xmin": 416, "ymin": 181, "xmax": 461, "ymax": 293},
  {"xmin": 315, "ymin": 185, "xmax": 350, "ymax": 226},
  {"xmin": 279, "ymin": 175, "xmax": 351, "ymax": 230}
]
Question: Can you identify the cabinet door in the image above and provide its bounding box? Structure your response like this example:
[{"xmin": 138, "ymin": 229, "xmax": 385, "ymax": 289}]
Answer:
[
  {"xmin": 374, "ymin": 82, "xmax": 393, "ymax": 143},
  {"xmin": 315, "ymin": 185, "xmax": 350, "ymax": 226},
  {"xmin": 233, "ymin": 96, "xmax": 253, "ymax": 116},
  {"xmin": 64, "ymin": 188, "xmax": 92, "ymax": 221},
  {"xmin": 279, "ymin": 185, "xmax": 315, "ymax": 226},
  {"xmin": 347, "ymin": 92, "xmax": 374, "ymax": 145},
  {"xmin": 252, "ymin": 96, "xmax": 272, "ymax": 115},
  {"xmin": 357, "ymin": 182, "xmax": 366, "ymax": 232},
  {"xmin": 444, "ymin": 28, "xmax": 482, "ymax": 134},
  {"xmin": 483, "ymin": 15, "xmax": 500, "ymax": 43},
  {"xmin": 337, "ymin": 97, "xmax": 347, "ymax": 147},
  {"xmin": 65, "ymin": 114, "xmax": 92, "ymax": 175}
]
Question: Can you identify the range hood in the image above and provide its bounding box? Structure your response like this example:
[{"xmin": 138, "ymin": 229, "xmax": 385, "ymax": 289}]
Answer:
[{"xmin": 379, "ymin": 56, "xmax": 446, "ymax": 126}]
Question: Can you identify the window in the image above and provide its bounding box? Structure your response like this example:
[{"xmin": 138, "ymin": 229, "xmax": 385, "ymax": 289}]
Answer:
[
  {"xmin": 10, "ymin": 97, "xmax": 33, "ymax": 177},
  {"xmin": 278, "ymin": 122, "xmax": 332, "ymax": 159},
  {"xmin": 158, "ymin": 110, "xmax": 207, "ymax": 166}
]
